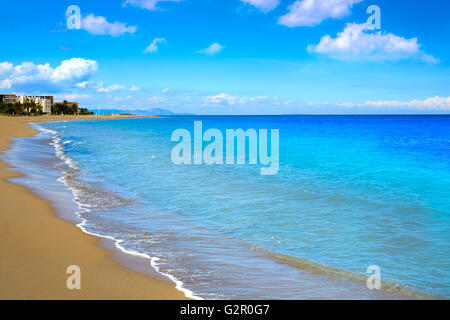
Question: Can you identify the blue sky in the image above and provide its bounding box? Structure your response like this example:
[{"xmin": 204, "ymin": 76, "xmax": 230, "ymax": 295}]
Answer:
[{"xmin": 1, "ymin": 0, "xmax": 449, "ymax": 114}]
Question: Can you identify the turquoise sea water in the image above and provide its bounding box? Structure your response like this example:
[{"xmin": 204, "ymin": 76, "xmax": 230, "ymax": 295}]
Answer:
[{"xmin": 6, "ymin": 116, "xmax": 450, "ymax": 299}]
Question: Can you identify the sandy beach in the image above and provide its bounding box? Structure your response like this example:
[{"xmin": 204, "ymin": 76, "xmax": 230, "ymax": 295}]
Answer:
[{"xmin": 0, "ymin": 115, "xmax": 188, "ymax": 300}]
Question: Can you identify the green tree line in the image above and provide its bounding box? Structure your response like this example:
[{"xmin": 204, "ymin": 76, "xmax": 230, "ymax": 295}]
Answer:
[
  {"xmin": 0, "ymin": 101, "xmax": 43, "ymax": 116},
  {"xmin": 0, "ymin": 100, "xmax": 93, "ymax": 116}
]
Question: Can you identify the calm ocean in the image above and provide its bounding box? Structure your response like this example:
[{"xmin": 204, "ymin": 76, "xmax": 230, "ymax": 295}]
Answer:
[{"xmin": 4, "ymin": 116, "xmax": 450, "ymax": 299}]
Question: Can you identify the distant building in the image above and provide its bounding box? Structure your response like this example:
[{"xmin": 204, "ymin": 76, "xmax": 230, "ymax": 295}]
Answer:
[
  {"xmin": 16, "ymin": 95, "xmax": 54, "ymax": 114},
  {"xmin": 0, "ymin": 94, "xmax": 17, "ymax": 104},
  {"xmin": 37, "ymin": 97, "xmax": 53, "ymax": 114},
  {"xmin": 1, "ymin": 94, "xmax": 61, "ymax": 115}
]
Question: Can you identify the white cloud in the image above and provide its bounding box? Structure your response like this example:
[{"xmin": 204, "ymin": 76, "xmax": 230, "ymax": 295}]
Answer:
[
  {"xmin": 0, "ymin": 58, "xmax": 98, "ymax": 91},
  {"xmin": 204, "ymin": 93, "xmax": 271, "ymax": 106},
  {"xmin": 205, "ymin": 93, "xmax": 237, "ymax": 105},
  {"xmin": 55, "ymin": 94, "xmax": 90, "ymax": 101},
  {"xmin": 129, "ymin": 85, "xmax": 141, "ymax": 91},
  {"xmin": 75, "ymin": 80, "xmax": 103, "ymax": 89},
  {"xmin": 0, "ymin": 62, "xmax": 13, "ymax": 76},
  {"xmin": 241, "ymin": 0, "xmax": 280, "ymax": 12},
  {"xmin": 75, "ymin": 81, "xmax": 91, "ymax": 89},
  {"xmin": 97, "ymin": 84, "xmax": 126, "ymax": 93},
  {"xmin": 421, "ymin": 54, "xmax": 440, "ymax": 64},
  {"xmin": 278, "ymin": 0, "xmax": 363, "ymax": 27},
  {"xmin": 81, "ymin": 14, "xmax": 137, "ymax": 36},
  {"xmin": 51, "ymin": 58, "xmax": 99, "ymax": 82},
  {"xmin": 123, "ymin": 0, "xmax": 181, "ymax": 10},
  {"xmin": 307, "ymin": 23, "xmax": 438, "ymax": 62},
  {"xmin": 198, "ymin": 43, "xmax": 226, "ymax": 56},
  {"xmin": 0, "ymin": 62, "xmax": 14, "ymax": 89},
  {"xmin": 144, "ymin": 38, "xmax": 167, "ymax": 54},
  {"xmin": 162, "ymin": 88, "xmax": 170, "ymax": 93},
  {"xmin": 112, "ymin": 95, "xmax": 133, "ymax": 102},
  {"xmin": 147, "ymin": 96, "xmax": 166, "ymax": 103},
  {"xmin": 78, "ymin": 81, "xmax": 140, "ymax": 93},
  {"xmin": 338, "ymin": 96, "xmax": 450, "ymax": 110},
  {"xmin": 0, "ymin": 79, "xmax": 12, "ymax": 90}
]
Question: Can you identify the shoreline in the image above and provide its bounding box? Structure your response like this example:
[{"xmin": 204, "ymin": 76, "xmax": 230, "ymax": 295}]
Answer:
[
  {"xmin": 1, "ymin": 115, "xmax": 440, "ymax": 300},
  {"xmin": 0, "ymin": 115, "xmax": 189, "ymax": 299}
]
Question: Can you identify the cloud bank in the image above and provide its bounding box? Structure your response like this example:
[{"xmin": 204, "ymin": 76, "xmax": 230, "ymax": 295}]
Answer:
[
  {"xmin": 241, "ymin": 0, "xmax": 280, "ymax": 12},
  {"xmin": 0, "ymin": 58, "xmax": 98, "ymax": 92},
  {"xmin": 123, "ymin": 0, "xmax": 181, "ymax": 11},
  {"xmin": 307, "ymin": 23, "xmax": 438, "ymax": 62},
  {"xmin": 279, "ymin": 0, "xmax": 363, "ymax": 27},
  {"xmin": 204, "ymin": 93, "xmax": 272, "ymax": 106},
  {"xmin": 97, "ymin": 84, "xmax": 126, "ymax": 93},
  {"xmin": 144, "ymin": 38, "xmax": 167, "ymax": 53},
  {"xmin": 338, "ymin": 96, "xmax": 450, "ymax": 110},
  {"xmin": 198, "ymin": 43, "xmax": 226, "ymax": 56},
  {"xmin": 81, "ymin": 14, "xmax": 137, "ymax": 36}
]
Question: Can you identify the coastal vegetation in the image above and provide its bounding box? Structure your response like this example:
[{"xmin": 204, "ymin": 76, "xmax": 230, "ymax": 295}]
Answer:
[
  {"xmin": 78, "ymin": 108, "xmax": 94, "ymax": 115},
  {"xmin": 0, "ymin": 100, "xmax": 42, "ymax": 116},
  {"xmin": 0, "ymin": 100, "xmax": 93, "ymax": 116},
  {"xmin": 52, "ymin": 100, "xmax": 75, "ymax": 115}
]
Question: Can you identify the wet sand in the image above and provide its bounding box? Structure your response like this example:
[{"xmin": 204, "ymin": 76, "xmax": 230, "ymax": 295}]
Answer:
[{"xmin": 0, "ymin": 115, "xmax": 189, "ymax": 299}]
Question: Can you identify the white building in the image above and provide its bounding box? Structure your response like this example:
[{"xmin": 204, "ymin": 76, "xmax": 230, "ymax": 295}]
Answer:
[
  {"xmin": 16, "ymin": 95, "xmax": 53, "ymax": 114},
  {"xmin": 38, "ymin": 98, "xmax": 52, "ymax": 114}
]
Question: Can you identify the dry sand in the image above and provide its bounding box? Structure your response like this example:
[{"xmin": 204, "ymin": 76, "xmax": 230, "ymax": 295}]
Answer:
[{"xmin": 0, "ymin": 115, "xmax": 189, "ymax": 299}]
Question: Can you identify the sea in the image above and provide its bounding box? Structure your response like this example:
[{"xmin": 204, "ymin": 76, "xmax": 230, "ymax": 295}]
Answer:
[{"xmin": 2, "ymin": 115, "xmax": 449, "ymax": 299}]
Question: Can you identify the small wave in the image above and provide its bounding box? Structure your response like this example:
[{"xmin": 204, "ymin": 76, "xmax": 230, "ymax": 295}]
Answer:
[
  {"xmin": 34, "ymin": 124, "xmax": 201, "ymax": 300},
  {"xmin": 32, "ymin": 125, "xmax": 78, "ymax": 170},
  {"xmin": 74, "ymin": 213, "xmax": 202, "ymax": 300},
  {"xmin": 257, "ymin": 248, "xmax": 435, "ymax": 300},
  {"xmin": 59, "ymin": 172, "xmax": 201, "ymax": 299},
  {"xmin": 32, "ymin": 124, "xmax": 58, "ymax": 135},
  {"xmin": 58, "ymin": 173, "xmax": 131, "ymax": 210},
  {"xmin": 50, "ymin": 137, "xmax": 79, "ymax": 169}
]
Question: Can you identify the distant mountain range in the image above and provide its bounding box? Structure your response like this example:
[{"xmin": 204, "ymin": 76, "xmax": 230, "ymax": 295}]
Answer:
[{"xmin": 92, "ymin": 108, "xmax": 193, "ymax": 116}]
